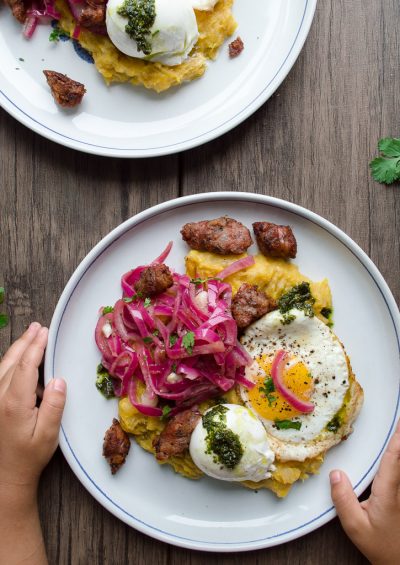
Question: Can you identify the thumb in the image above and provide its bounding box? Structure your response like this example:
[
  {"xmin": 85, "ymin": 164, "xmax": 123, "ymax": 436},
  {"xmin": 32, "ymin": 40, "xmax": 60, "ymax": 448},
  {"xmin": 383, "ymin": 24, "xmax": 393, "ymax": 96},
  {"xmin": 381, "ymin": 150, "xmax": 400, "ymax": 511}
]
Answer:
[
  {"xmin": 35, "ymin": 378, "xmax": 67, "ymax": 443},
  {"xmin": 330, "ymin": 470, "xmax": 368, "ymax": 539}
]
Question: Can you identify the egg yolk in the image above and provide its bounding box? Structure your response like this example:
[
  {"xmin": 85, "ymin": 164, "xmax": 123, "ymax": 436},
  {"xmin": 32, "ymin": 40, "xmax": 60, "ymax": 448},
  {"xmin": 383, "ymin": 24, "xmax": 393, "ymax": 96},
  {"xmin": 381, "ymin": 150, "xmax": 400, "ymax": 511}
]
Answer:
[{"xmin": 247, "ymin": 355, "xmax": 314, "ymax": 420}]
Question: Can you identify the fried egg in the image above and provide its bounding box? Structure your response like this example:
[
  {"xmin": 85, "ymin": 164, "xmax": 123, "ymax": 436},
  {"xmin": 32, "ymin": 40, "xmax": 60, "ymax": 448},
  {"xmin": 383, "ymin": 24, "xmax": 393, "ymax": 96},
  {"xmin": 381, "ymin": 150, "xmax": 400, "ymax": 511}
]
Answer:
[{"xmin": 240, "ymin": 309, "xmax": 351, "ymax": 461}]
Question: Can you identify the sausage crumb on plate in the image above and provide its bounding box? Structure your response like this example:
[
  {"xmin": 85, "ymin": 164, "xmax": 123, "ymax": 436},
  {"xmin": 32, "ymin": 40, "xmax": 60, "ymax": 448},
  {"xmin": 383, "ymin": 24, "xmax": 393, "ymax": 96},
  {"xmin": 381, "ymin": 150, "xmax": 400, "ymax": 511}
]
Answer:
[
  {"xmin": 43, "ymin": 70, "xmax": 86, "ymax": 108},
  {"xmin": 103, "ymin": 418, "xmax": 131, "ymax": 474},
  {"xmin": 153, "ymin": 407, "xmax": 201, "ymax": 461},
  {"xmin": 253, "ymin": 221, "xmax": 297, "ymax": 259},
  {"xmin": 181, "ymin": 216, "xmax": 253, "ymax": 255},
  {"xmin": 232, "ymin": 283, "xmax": 277, "ymax": 330},
  {"xmin": 229, "ymin": 36, "xmax": 244, "ymax": 58}
]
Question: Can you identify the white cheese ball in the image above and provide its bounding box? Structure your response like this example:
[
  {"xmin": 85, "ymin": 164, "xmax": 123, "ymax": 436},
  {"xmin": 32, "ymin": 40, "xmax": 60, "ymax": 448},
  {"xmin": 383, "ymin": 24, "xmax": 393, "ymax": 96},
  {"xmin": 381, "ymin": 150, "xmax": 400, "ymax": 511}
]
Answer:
[
  {"xmin": 189, "ymin": 404, "xmax": 275, "ymax": 482},
  {"xmin": 106, "ymin": 0, "xmax": 199, "ymax": 66}
]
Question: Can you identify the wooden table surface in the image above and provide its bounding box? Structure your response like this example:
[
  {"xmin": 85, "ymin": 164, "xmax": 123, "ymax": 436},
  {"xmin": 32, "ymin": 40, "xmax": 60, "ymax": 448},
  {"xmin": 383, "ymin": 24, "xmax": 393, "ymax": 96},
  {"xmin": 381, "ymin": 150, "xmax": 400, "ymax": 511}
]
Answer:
[{"xmin": 1, "ymin": 0, "xmax": 399, "ymax": 563}]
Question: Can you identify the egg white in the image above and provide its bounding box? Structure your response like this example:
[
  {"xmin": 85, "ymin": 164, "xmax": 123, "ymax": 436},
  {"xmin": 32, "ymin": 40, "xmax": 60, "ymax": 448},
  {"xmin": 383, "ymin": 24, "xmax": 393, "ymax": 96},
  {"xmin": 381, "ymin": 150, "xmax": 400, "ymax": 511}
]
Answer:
[
  {"xmin": 240, "ymin": 309, "xmax": 350, "ymax": 461},
  {"xmin": 191, "ymin": 0, "xmax": 218, "ymax": 10},
  {"xmin": 189, "ymin": 404, "xmax": 275, "ymax": 482},
  {"xmin": 106, "ymin": 0, "xmax": 199, "ymax": 66}
]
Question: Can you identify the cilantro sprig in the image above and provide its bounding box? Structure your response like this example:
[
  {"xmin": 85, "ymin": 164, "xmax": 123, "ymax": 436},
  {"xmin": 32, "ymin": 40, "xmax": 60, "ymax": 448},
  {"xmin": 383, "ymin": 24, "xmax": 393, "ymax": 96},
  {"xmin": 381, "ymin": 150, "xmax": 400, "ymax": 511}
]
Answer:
[
  {"xmin": 370, "ymin": 138, "xmax": 400, "ymax": 185},
  {"xmin": 274, "ymin": 419, "xmax": 302, "ymax": 431},
  {"xmin": 182, "ymin": 331, "xmax": 195, "ymax": 354},
  {"xmin": 259, "ymin": 376, "xmax": 276, "ymax": 406},
  {"xmin": 0, "ymin": 287, "xmax": 9, "ymax": 329}
]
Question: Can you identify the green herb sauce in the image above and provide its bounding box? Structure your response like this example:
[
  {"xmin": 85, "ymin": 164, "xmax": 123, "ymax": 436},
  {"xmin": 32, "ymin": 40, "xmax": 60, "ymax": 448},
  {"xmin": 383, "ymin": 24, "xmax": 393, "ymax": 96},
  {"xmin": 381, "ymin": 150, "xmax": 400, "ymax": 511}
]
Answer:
[
  {"xmin": 278, "ymin": 282, "xmax": 316, "ymax": 324},
  {"xmin": 96, "ymin": 364, "xmax": 115, "ymax": 399},
  {"xmin": 117, "ymin": 0, "xmax": 156, "ymax": 55},
  {"xmin": 326, "ymin": 414, "xmax": 341, "ymax": 433},
  {"xmin": 203, "ymin": 405, "xmax": 243, "ymax": 470}
]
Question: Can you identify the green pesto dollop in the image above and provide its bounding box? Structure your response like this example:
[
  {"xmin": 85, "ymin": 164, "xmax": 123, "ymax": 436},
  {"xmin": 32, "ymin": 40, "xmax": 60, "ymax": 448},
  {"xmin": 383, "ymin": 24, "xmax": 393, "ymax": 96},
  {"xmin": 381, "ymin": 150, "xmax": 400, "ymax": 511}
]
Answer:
[
  {"xmin": 117, "ymin": 0, "xmax": 156, "ymax": 55},
  {"xmin": 96, "ymin": 364, "xmax": 115, "ymax": 399},
  {"xmin": 278, "ymin": 281, "xmax": 316, "ymax": 324},
  {"xmin": 202, "ymin": 405, "xmax": 244, "ymax": 470}
]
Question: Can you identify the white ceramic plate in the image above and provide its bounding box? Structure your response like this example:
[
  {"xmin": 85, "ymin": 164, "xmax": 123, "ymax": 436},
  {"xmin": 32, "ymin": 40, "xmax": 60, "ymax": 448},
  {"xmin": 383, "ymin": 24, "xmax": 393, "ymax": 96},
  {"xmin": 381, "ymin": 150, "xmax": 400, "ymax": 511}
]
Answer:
[
  {"xmin": 0, "ymin": 0, "xmax": 316, "ymax": 157},
  {"xmin": 45, "ymin": 193, "xmax": 400, "ymax": 552}
]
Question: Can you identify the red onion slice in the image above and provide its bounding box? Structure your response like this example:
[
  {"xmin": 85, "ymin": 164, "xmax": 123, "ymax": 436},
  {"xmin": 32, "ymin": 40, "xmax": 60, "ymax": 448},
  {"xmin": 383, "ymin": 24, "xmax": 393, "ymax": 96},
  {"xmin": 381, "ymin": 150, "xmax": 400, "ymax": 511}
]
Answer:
[
  {"xmin": 271, "ymin": 350, "xmax": 315, "ymax": 414},
  {"xmin": 216, "ymin": 255, "xmax": 255, "ymax": 280}
]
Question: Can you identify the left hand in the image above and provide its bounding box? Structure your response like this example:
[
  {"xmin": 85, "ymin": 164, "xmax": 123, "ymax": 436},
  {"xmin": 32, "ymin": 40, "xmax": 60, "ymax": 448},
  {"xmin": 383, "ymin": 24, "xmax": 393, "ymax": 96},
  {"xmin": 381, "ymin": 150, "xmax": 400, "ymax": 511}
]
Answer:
[{"xmin": 0, "ymin": 322, "xmax": 66, "ymax": 494}]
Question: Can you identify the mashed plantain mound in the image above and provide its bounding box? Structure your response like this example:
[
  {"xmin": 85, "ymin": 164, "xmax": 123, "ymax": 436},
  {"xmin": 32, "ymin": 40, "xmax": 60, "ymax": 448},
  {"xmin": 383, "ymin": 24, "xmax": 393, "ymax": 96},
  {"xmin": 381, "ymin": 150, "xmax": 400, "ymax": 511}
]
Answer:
[
  {"xmin": 185, "ymin": 250, "xmax": 333, "ymax": 323},
  {"xmin": 116, "ymin": 250, "xmax": 355, "ymax": 498},
  {"xmin": 56, "ymin": 0, "xmax": 237, "ymax": 93}
]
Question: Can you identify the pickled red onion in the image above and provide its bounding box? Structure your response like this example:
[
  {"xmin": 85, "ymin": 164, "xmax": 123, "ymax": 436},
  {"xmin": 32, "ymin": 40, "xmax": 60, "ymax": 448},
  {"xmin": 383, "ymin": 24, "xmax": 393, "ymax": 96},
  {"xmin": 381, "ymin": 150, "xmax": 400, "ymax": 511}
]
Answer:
[{"xmin": 271, "ymin": 350, "xmax": 315, "ymax": 414}]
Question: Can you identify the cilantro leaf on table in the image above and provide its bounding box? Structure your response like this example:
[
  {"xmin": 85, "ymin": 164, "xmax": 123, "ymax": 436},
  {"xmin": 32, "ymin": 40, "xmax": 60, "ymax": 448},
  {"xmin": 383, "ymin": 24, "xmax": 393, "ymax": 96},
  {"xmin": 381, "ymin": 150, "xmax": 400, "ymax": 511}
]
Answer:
[
  {"xmin": 0, "ymin": 287, "xmax": 8, "ymax": 329},
  {"xmin": 0, "ymin": 314, "xmax": 8, "ymax": 329},
  {"xmin": 370, "ymin": 137, "xmax": 400, "ymax": 185}
]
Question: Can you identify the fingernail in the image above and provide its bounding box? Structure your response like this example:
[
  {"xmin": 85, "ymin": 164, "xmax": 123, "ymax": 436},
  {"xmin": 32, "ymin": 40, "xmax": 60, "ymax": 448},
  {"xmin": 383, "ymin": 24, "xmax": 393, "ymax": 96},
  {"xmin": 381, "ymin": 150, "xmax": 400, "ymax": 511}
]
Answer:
[
  {"xmin": 38, "ymin": 327, "xmax": 48, "ymax": 338},
  {"xmin": 330, "ymin": 470, "xmax": 341, "ymax": 485},
  {"xmin": 52, "ymin": 378, "xmax": 66, "ymax": 393},
  {"xmin": 28, "ymin": 322, "xmax": 41, "ymax": 333}
]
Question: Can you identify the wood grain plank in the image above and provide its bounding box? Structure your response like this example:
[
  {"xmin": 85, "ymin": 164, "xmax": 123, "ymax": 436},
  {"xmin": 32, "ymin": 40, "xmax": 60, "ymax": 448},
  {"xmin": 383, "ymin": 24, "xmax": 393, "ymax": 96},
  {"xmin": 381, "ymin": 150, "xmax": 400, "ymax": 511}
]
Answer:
[{"xmin": 0, "ymin": 0, "xmax": 399, "ymax": 563}]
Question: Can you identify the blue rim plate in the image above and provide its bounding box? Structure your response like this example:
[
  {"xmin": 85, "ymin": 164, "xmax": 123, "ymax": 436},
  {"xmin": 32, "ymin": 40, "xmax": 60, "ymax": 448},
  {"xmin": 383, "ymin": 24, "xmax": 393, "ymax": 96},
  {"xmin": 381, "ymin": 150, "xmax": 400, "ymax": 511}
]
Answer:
[
  {"xmin": 44, "ymin": 192, "xmax": 400, "ymax": 551},
  {"xmin": 0, "ymin": 1, "xmax": 317, "ymax": 157}
]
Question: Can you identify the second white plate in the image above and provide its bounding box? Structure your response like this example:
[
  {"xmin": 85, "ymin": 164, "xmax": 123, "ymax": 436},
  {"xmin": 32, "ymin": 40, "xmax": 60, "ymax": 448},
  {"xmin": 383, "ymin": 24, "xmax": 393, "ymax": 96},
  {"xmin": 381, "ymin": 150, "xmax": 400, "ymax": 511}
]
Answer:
[{"xmin": 0, "ymin": 0, "xmax": 316, "ymax": 156}]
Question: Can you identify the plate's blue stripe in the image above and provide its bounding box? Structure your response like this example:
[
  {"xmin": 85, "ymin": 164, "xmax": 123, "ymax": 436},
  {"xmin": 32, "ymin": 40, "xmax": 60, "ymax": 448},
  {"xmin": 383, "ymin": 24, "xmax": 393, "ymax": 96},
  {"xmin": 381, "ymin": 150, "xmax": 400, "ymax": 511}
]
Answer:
[
  {"xmin": 0, "ymin": 1, "xmax": 312, "ymax": 153},
  {"xmin": 51, "ymin": 197, "xmax": 400, "ymax": 548}
]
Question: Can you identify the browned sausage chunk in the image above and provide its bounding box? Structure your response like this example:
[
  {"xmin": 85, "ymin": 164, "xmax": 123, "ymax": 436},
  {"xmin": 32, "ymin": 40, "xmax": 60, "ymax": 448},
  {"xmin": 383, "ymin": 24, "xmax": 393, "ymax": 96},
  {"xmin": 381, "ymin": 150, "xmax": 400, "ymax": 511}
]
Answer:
[
  {"xmin": 5, "ymin": 0, "xmax": 27, "ymax": 23},
  {"xmin": 43, "ymin": 71, "xmax": 86, "ymax": 108},
  {"xmin": 103, "ymin": 418, "xmax": 131, "ymax": 474},
  {"xmin": 229, "ymin": 37, "xmax": 244, "ymax": 58},
  {"xmin": 153, "ymin": 407, "xmax": 201, "ymax": 461},
  {"xmin": 253, "ymin": 222, "xmax": 297, "ymax": 259},
  {"xmin": 232, "ymin": 283, "xmax": 277, "ymax": 330},
  {"xmin": 79, "ymin": 0, "xmax": 106, "ymax": 27},
  {"xmin": 181, "ymin": 217, "xmax": 253, "ymax": 255},
  {"xmin": 134, "ymin": 264, "xmax": 173, "ymax": 297}
]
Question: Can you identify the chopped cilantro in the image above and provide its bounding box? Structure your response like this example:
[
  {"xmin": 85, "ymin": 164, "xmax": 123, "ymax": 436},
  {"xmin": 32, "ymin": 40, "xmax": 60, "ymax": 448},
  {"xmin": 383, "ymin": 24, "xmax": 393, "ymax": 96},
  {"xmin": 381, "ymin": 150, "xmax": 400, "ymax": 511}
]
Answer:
[
  {"xmin": 274, "ymin": 419, "xmax": 302, "ymax": 431},
  {"xmin": 370, "ymin": 137, "xmax": 400, "ymax": 185},
  {"xmin": 182, "ymin": 331, "xmax": 195, "ymax": 354},
  {"xmin": 161, "ymin": 405, "xmax": 172, "ymax": 420},
  {"xmin": 169, "ymin": 334, "xmax": 178, "ymax": 346},
  {"xmin": 152, "ymin": 329, "xmax": 159, "ymax": 336},
  {"xmin": 259, "ymin": 376, "xmax": 276, "ymax": 406},
  {"xmin": 143, "ymin": 336, "xmax": 153, "ymax": 344},
  {"xmin": 143, "ymin": 297, "xmax": 151, "ymax": 308},
  {"xmin": 102, "ymin": 306, "xmax": 114, "ymax": 315},
  {"xmin": 190, "ymin": 277, "xmax": 222, "ymax": 285},
  {"xmin": 0, "ymin": 287, "xmax": 4, "ymax": 304},
  {"xmin": 95, "ymin": 364, "xmax": 115, "ymax": 399},
  {"xmin": 278, "ymin": 282, "xmax": 315, "ymax": 323},
  {"xmin": 123, "ymin": 296, "xmax": 136, "ymax": 303},
  {"xmin": 49, "ymin": 26, "xmax": 68, "ymax": 42}
]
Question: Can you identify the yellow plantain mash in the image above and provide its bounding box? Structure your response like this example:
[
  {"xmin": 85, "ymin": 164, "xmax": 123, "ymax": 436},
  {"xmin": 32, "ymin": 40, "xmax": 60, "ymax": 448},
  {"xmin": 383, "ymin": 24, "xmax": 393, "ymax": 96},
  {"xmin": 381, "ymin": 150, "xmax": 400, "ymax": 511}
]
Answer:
[
  {"xmin": 56, "ymin": 0, "xmax": 237, "ymax": 92},
  {"xmin": 117, "ymin": 251, "xmax": 363, "ymax": 498}
]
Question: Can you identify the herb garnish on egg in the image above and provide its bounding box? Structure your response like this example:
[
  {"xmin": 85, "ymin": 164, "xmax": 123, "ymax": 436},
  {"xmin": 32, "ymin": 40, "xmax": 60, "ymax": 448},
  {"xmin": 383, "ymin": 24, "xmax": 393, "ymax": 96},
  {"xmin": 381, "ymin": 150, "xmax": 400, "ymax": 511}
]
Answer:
[
  {"xmin": 117, "ymin": 0, "xmax": 156, "ymax": 55},
  {"xmin": 203, "ymin": 405, "xmax": 244, "ymax": 469}
]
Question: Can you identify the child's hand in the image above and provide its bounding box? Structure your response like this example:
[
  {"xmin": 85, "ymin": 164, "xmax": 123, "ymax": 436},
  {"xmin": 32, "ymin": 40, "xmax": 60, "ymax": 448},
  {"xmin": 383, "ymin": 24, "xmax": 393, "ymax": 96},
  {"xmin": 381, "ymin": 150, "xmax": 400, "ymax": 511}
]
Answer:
[
  {"xmin": 0, "ymin": 322, "xmax": 66, "ymax": 493},
  {"xmin": 330, "ymin": 420, "xmax": 400, "ymax": 565}
]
